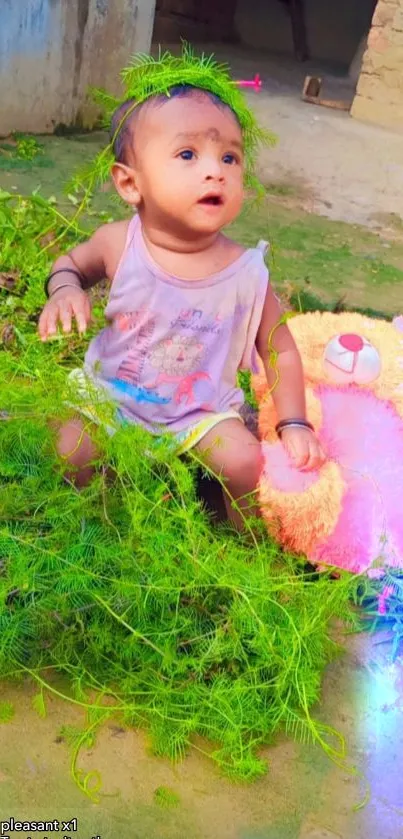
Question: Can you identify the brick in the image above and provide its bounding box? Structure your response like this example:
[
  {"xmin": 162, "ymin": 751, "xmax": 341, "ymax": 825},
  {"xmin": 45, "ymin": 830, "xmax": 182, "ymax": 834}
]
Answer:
[
  {"xmin": 351, "ymin": 0, "xmax": 403, "ymax": 130},
  {"xmin": 351, "ymin": 95, "xmax": 403, "ymax": 128},
  {"xmin": 373, "ymin": 3, "xmax": 396, "ymax": 26},
  {"xmin": 367, "ymin": 28, "xmax": 390, "ymax": 51},
  {"xmin": 392, "ymin": 7, "xmax": 403, "ymax": 29}
]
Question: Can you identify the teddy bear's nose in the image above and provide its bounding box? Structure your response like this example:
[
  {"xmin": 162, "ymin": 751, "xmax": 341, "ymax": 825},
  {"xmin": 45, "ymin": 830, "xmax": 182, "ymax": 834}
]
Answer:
[{"xmin": 339, "ymin": 333, "xmax": 364, "ymax": 352}]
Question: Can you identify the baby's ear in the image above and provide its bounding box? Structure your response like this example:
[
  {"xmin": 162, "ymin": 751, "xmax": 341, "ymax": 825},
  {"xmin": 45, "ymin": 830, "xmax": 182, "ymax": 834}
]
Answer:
[{"xmin": 111, "ymin": 162, "xmax": 141, "ymax": 207}]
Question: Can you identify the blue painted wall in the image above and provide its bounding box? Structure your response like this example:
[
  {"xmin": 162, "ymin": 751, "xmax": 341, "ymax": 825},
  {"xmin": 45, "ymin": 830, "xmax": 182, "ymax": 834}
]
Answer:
[
  {"xmin": 0, "ymin": 0, "xmax": 155, "ymax": 134},
  {"xmin": 0, "ymin": 0, "xmax": 52, "ymax": 68}
]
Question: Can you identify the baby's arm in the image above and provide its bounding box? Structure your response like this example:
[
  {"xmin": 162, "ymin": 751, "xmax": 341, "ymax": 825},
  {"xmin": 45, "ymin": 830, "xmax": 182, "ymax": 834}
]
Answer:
[
  {"xmin": 256, "ymin": 286, "xmax": 325, "ymax": 471},
  {"xmin": 38, "ymin": 220, "xmax": 129, "ymax": 341}
]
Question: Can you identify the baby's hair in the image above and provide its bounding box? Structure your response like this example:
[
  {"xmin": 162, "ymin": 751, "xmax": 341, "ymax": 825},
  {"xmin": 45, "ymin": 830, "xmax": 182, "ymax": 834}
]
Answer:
[
  {"xmin": 110, "ymin": 99, "xmax": 139, "ymax": 164},
  {"xmin": 110, "ymin": 84, "xmax": 240, "ymax": 164}
]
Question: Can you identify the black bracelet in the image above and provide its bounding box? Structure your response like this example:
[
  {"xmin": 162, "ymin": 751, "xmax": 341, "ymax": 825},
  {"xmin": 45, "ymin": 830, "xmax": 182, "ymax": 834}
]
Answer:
[
  {"xmin": 44, "ymin": 268, "xmax": 83, "ymax": 298},
  {"xmin": 275, "ymin": 418, "xmax": 314, "ymax": 438}
]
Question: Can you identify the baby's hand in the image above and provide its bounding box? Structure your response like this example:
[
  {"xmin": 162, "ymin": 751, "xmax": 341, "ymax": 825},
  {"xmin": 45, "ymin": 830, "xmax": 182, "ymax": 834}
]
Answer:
[
  {"xmin": 38, "ymin": 287, "xmax": 92, "ymax": 341},
  {"xmin": 280, "ymin": 426, "xmax": 325, "ymax": 471}
]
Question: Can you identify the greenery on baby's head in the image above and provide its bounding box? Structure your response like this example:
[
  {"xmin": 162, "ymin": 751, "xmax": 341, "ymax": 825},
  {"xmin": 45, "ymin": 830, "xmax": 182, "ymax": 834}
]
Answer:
[
  {"xmin": 110, "ymin": 84, "xmax": 249, "ymax": 165},
  {"xmin": 75, "ymin": 43, "xmax": 276, "ymax": 201}
]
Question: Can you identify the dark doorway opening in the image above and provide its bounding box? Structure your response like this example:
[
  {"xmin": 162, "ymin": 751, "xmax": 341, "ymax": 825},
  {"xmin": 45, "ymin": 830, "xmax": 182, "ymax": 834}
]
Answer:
[
  {"xmin": 152, "ymin": 0, "xmax": 239, "ymax": 45},
  {"xmin": 152, "ymin": 0, "xmax": 378, "ymax": 77}
]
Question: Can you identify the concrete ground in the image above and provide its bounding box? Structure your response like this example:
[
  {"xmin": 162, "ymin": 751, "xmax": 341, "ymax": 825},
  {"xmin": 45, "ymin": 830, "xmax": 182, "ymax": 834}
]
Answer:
[
  {"xmin": 1, "ymin": 631, "xmax": 402, "ymax": 839},
  {"xmin": 156, "ymin": 43, "xmax": 403, "ymax": 233},
  {"xmin": 240, "ymin": 49, "xmax": 403, "ymax": 230}
]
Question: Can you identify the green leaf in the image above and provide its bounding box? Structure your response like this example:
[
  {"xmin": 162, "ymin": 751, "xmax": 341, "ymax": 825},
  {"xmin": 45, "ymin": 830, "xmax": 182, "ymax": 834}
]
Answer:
[
  {"xmin": 58, "ymin": 725, "xmax": 96, "ymax": 749},
  {"xmin": 32, "ymin": 692, "xmax": 47, "ymax": 719},
  {"xmin": 153, "ymin": 786, "xmax": 180, "ymax": 809},
  {"xmin": 0, "ymin": 701, "xmax": 15, "ymax": 723}
]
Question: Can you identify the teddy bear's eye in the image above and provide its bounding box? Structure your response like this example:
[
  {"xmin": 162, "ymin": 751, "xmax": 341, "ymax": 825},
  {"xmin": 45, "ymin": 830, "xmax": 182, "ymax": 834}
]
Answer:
[{"xmin": 323, "ymin": 333, "xmax": 381, "ymax": 385}]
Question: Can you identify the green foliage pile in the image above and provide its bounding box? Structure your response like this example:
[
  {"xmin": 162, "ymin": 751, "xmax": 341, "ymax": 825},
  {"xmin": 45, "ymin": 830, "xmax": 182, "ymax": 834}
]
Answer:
[{"xmin": 0, "ymin": 189, "xmax": 363, "ymax": 795}]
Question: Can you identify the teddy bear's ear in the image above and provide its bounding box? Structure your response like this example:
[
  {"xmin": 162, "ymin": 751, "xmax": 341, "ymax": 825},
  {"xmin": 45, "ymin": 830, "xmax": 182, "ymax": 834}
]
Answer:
[{"xmin": 393, "ymin": 315, "xmax": 403, "ymax": 333}]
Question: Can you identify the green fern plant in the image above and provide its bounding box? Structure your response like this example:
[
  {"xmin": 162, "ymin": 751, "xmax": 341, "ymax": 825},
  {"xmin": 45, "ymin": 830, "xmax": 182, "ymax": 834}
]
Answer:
[
  {"xmin": 153, "ymin": 786, "xmax": 181, "ymax": 809},
  {"xmin": 0, "ymin": 362, "xmax": 364, "ymax": 791},
  {"xmin": 0, "ymin": 701, "xmax": 15, "ymax": 723}
]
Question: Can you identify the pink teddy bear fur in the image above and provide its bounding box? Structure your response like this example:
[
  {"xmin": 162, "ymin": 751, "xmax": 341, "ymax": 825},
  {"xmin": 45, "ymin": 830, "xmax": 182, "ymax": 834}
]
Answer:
[{"xmin": 254, "ymin": 312, "xmax": 403, "ymax": 574}]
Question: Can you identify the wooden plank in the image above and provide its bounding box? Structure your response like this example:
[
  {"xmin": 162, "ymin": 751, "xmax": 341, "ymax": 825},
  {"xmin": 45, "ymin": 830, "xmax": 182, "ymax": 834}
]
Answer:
[
  {"xmin": 302, "ymin": 76, "xmax": 322, "ymax": 98},
  {"xmin": 301, "ymin": 76, "xmax": 351, "ymax": 111}
]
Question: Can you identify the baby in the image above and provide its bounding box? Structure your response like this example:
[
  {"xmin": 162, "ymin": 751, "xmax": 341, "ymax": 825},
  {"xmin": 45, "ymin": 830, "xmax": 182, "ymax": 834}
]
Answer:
[{"xmin": 38, "ymin": 81, "xmax": 325, "ymax": 528}]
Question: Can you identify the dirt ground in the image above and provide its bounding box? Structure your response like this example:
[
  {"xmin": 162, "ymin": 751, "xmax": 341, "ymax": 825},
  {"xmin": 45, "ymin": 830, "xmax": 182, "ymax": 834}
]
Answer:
[
  {"xmin": 2, "ymin": 632, "xmax": 402, "ymax": 839},
  {"xmin": 160, "ymin": 44, "xmax": 403, "ymax": 234}
]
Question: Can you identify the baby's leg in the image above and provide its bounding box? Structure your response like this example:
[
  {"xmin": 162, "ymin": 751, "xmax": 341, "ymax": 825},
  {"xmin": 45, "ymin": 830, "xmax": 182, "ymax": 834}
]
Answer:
[
  {"xmin": 56, "ymin": 416, "xmax": 99, "ymax": 488},
  {"xmin": 195, "ymin": 419, "xmax": 263, "ymax": 530}
]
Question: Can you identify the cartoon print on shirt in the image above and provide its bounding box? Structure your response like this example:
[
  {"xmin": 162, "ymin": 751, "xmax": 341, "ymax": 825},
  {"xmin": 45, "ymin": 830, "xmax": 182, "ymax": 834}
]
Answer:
[
  {"xmin": 171, "ymin": 308, "xmax": 203, "ymax": 327},
  {"xmin": 107, "ymin": 378, "xmax": 170, "ymax": 405},
  {"xmin": 149, "ymin": 335, "xmax": 212, "ymax": 406},
  {"xmin": 105, "ymin": 300, "xmax": 250, "ymax": 408},
  {"xmin": 107, "ymin": 308, "xmax": 170, "ymax": 403},
  {"xmin": 150, "ymin": 335, "xmax": 204, "ymax": 375},
  {"xmin": 170, "ymin": 308, "xmax": 226, "ymax": 335},
  {"xmin": 169, "ymin": 302, "xmax": 249, "ymax": 342}
]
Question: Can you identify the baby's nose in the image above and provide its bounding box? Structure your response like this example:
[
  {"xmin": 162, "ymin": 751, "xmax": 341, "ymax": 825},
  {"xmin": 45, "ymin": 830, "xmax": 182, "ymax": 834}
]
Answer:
[
  {"xmin": 203, "ymin": 158, "xmax": 224, "ymax": 180},
  {"xmin": 205, "ymin": 171, "xmax": 225, "ymax": 183}
]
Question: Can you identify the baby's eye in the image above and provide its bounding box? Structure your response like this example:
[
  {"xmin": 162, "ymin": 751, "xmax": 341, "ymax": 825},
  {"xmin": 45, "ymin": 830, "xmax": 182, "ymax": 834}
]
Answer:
[
  {"xmin": 223, "ymin": 153, "xmax": 238, "ymax": 165},
  {"xmin": 179, "ymin": 149, "xmax": 195, "ymax": 161}
]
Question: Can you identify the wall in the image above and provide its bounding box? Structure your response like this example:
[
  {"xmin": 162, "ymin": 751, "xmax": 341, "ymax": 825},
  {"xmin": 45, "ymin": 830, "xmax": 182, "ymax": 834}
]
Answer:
[
  {"xmin": 152, "ymin": 0, "xmax": 238, "ymax": 43},
  {"xmin": 234, "ymin": 0, "xmax": 376, "ymax": 66},
  {"xmin": 0, "ymin": 0, "xmax": 156, "ymax": 135},
  {"xmin": 351, "ymin": 0, "xmax": 403, "ymax": 129}
]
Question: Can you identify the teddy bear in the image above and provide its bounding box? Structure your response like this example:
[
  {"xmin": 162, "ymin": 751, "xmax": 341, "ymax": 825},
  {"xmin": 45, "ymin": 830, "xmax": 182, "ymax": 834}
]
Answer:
[{"xmin": 253, "ymin": 311, "xmax": 403, "ymax": 576}]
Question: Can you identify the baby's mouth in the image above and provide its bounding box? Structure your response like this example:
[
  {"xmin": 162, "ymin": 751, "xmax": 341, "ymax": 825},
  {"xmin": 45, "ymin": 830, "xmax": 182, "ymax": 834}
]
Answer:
[{"xmin": 198, "ymin": 193, "xmax": 223, "ymax": 206}]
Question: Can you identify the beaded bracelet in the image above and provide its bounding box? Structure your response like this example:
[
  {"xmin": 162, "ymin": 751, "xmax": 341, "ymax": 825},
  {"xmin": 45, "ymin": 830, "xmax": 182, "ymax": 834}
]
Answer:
[
  {"xmin": 275, "ymin": 418, "xmax": 314, "ymax": 439},
  {"xmin": 44, "ymin": 268, "xmax": 84, "ymax": 298}
]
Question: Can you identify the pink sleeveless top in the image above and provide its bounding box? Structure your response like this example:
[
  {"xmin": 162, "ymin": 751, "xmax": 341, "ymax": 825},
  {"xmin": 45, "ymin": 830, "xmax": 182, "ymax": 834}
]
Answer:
[{"xmin": 84, "ymin": 214, "xmax": 269, "ymax": 434}]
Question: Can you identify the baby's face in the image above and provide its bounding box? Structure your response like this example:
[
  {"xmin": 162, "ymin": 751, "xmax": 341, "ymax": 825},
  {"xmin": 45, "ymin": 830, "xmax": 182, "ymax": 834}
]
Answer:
[{"xmin": 131, "ymin": 94, "xmax": 244, "ymax": 237}]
